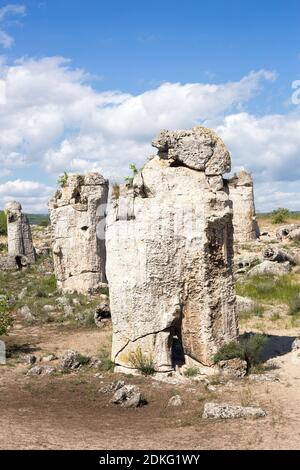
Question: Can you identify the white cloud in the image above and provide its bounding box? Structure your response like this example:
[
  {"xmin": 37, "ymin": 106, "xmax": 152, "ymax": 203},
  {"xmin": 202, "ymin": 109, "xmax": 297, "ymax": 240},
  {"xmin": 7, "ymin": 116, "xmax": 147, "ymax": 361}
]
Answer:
[
  {"xmin": 0, "ymin": 55, "xmax": 299, "ymax": 212},
  {"xmin": 0, "ymin": 4, "xmax": 26, "ymax": 49},
  {"xmin": 0, "ymin": 179, "xmax": 53, "ymax": 213}
]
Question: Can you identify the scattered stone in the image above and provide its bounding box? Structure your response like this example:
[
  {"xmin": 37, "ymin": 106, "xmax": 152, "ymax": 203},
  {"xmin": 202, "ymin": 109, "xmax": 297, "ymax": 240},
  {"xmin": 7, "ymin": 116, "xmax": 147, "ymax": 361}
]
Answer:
[
  {"xmin": 249, "ymin": 374, "xmax": 279, "ymax": 382},
  {"xmin": 60, "ymin": 350, "xmax": 85, "ymax": 370},
  {"xmin": 42, "ymin": 305, "xmax": 56, "ymax": 312},
  {"xmin": 218, "ymin": 358, "xmax": 247, "ymax": 378},
  {"xmin": 49, "ymin": 172, "xmax": 108, "ymax": 294},
  {"xmin": 18, "ymin": 287, "xmax": 28, "ymax": 300},
  {"xmin": 235, "ymin": 253, "xmax": 261, "ymax": 272},
  {"xmin": 262, "ymin": 246, "xmax": 295, "ymax": 265},
  {"xmin": 276, "ymin": 224, "xmax": 300, "ymax": 241},
  {"xmin": 202, "ymin": 403, "xmax": 266, "ymax": 419},
  {"xmin": 18, "ymin": 305, "xmax": 35, "ymax": 322},
  {"xmin": 25, "ymin": 354, "xmax": 38, "ymax": 365},
  {"xmin": 248, "ymin": 260, "xmax": 291, "ymax": 276},
  {"xmin": 27, "ymin": 365, "xmax": 55, "ymax": 376},
  {"xmin": 228, "ymin": 171, "xmax": 260, "ymax": 242},
  {"xmin": 94, "ymin": 301, "xmax": 111, "ymax": 327},
  {"xmin": 167, "ymin": 395, "xmax": 183, "ymax": 407},
  {"xmin": 99, "ymin": 380, "xmax": 125, "ymax": 394},
  {"xmin": 292, "ymin": 338, "xmax": 300, "ymax": 351},
  {"xmin": 106, "ymin": 126, "xmax": 238, "ymax": 373},
  {"xmin": 111, "ymin": 384, "xmax": 146, "ymax": 408}
]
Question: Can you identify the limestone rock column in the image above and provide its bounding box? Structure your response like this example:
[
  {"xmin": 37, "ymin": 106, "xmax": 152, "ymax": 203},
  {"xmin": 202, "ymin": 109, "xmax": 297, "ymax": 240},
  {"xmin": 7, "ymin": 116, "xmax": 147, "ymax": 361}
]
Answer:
[
  {"xmin": 106, "ymin": 126, "xmax": 238, "ymax": 373},
  {"xmin": 5, "ymin": 201, "xmax": 36, "ymax": 266},
  {"xmin": 227, "ymin": 170, "xmax": 260, "ymax": 243},
  {"xmin": 49, "ymin": 172, "xmax": 108, "ymax": 294}
]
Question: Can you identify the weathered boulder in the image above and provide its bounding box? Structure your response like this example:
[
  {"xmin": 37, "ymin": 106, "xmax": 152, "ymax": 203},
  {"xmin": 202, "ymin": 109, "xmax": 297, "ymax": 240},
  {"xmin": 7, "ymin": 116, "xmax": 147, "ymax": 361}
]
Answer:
[
  {"xmin": 27, "ymin": 365, "xmax": 55, "ymax": 376},
  {"xmin": 202, "ymin": 402, "xmax": 266, "ymax": 419},
  {"xmin": 227, "ymin": 171, "xmax": 259, "ymax": 243},
  {"xmin": 276, "ymin": 224, "xmax": 300, "ymax": 241},
  {"xmin": 247, "ymin": 260, "xmax": 291, "ymax": 276},
  {"xmin": 5, "ymin": 201, "xmax": 36, "ymax": 266},
  {"xmin": 218, "ymin": 358, "xmax": 247, "ymax": 378},
  {"xmin": 168, "ymin": 395, "xmax": 184, "ymax": 407},
  {"xmin": 262, "ymin": 246, "xmax": 295, "ymax": 265},
  {"xmin": 106, "ymin": 126, "xmax": 238, "ymax": 374},
  {"xmin": 49, "ymin": 173, "xmax": 108, "ymax": 293},
  {"xmin": 111, "ymin": 384, "xmax": 146, "ymax": 408}
]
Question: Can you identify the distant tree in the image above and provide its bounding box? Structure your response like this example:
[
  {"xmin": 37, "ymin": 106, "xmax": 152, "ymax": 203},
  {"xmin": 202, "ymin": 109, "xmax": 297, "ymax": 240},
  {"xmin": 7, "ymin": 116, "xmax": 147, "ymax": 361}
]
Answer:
[
  {"xmin": 271, "ymin": 208, "xmax": 290, "ymax": 224},
  {"xmin": 0, "ymin": 211, "xmax": 7, "ymax": 236}
]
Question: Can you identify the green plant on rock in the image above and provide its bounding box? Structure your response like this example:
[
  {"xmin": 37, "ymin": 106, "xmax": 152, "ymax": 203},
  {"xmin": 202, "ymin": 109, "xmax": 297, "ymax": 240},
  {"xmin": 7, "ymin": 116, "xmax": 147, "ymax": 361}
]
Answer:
[
  {"xmin": 128, "ymin": 346, "xmax": 155, "ymax": 375},
  {"xmin": 57, "ymin": 171, "xmax": 68, "ymax": 188},
  {"xmin": 0, "ymin": 299, "xmax": 13, "ymax": 336},
  {"xmin": 124, "ymin": 163, "xmax": 139, "ymax": 187},
  {"xmin": 183, "ymin": 367, "xmax": 199, "ymax": 377},
  {"xmin": 271, "ymin": 208, "xmax": 290, "ymax": 224}
]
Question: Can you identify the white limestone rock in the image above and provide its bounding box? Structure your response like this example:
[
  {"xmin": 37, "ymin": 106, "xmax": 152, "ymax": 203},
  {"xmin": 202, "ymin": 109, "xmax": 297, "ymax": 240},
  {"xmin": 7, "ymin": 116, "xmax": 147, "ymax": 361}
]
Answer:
[
  {"xmin": 227, "ymin": 171, "xmax": 259, "ymax": 243},
  {"xmin": 106, "ymin": 127, "xmax": 238, "ymax": 374},
  {"xmin": 49, "ymin": 173, "xmax": 108, "ymax": 294},
  {"xmin": 5, "ymin": 201, "xmax": 36, "ymax": 266}
]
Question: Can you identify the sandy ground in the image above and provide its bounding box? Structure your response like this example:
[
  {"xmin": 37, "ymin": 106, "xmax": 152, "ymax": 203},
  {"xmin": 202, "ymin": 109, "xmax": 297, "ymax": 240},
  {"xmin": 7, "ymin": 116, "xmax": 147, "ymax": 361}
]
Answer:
[{"xmin": 1, "ymin": 318, "xmax": 300, "ymax": 450}]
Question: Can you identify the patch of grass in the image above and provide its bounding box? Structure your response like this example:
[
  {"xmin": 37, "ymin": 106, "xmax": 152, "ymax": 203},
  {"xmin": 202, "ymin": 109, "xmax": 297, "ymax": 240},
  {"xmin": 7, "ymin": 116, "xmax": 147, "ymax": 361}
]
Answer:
[
  {"xmin": 239, "ymin": 387, "xmax": 255, "ymax": 407},
  {"xmin": 183, "ymin": 367, "xmax": 199, "ymax": 377},
  {"xmin": 270, "ymin": 312, "xmax": 281, "ymax": 321},
  {"xmin": 239, "ymin": 303, "xmax": 265, "ymax": 320},
  {"xmin": 76, "ymin": 353, "xmax": 90, "ymax": 366},
  {"xmin": 236, "ymin": 274, "xmax": 300, "ymax": 306},
  {"xmin": 128, "ymin": 346, "xmax": 155, "ymax": 376},
  {"xmin": 98, "ymin": 349, "xmax": 114, "ymax": 372},
  {"xmin": 288, "ymin": 294, "xmax": 300, "ymax": 316}
]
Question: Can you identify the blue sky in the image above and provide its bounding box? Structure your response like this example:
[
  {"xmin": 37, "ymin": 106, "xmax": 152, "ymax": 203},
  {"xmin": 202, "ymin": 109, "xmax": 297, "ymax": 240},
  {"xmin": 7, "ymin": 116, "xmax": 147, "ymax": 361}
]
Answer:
[{"xmin": 0, "ymin": 0, "xmax": 300, "ymax": 212}]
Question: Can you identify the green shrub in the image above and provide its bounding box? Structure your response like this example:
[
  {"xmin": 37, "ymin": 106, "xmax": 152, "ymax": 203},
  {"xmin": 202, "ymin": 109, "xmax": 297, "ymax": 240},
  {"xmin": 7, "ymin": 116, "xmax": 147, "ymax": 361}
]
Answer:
[
  {"xmin": 214, "ymin": 341, "xmax": 245, "ymax": 362},
  {"xmin": 57, "ymin": 171, "xmax": 68, "ymax": 188},
  {"xmin": 0, "ymin": 299, "xmax": 13, "ymax": 336},
  {"xmin": 183, "ymin": 367, "xmax": 199, "ymax": 377},
  {"xmin": 214, "ymin": 334, "xmax": 268, "ymax": 371},
  {"xmin": 0, "ymin": 210, "xmax": 7, "ymax": 236},
  {"xmin": 271, "ymin": 208, "xmax": 290, "ymax": 224},
  {"xmin": 98, "ymin": 349, "xmax": 114, "ymax": 372},
  {"xmin": 128, "ymin": 346, "xmax": 155, "ymax": 375},
  {"xmin": 124, "ymin": 163, "xmax": 139, "ymax": 187}
]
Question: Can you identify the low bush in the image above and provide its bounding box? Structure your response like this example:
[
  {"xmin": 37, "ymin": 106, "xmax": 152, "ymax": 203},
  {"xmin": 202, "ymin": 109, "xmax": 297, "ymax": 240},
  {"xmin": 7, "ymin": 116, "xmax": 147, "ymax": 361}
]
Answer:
[
  {"xmin": 0, "ymin": 299, "xmax": 13, "ymax": 336},
  {"xmin": 128, "ymin": 346, "xmax": 155, "ymax": 375},
  {"xmin": 271, "ymin": 208, "xmax": 290, "ymax": 224},
  {"xmin": 0, "ymin": 210, "xmax": 7, "ymax": 235},
  {"xmin": 183, "ymin": 367, "xmax": 199, "ymax": 377}
]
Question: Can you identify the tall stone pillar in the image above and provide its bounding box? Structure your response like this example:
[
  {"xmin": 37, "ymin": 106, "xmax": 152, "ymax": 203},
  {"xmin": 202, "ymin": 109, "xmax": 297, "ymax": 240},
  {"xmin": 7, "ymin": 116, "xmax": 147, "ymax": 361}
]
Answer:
[
  {"xmin": 5, "ymin": 201, "xmax": 36, "ymax": 267},
  {"xmin": 49, "ymin": 172, "xmax": 108, "ymax": 294},
  {"xmin": 228, "ymin": 170, "xmax": 260, "ymax": 243},
  {"xmin": 106, "ymin": 126, "xmax": 238, "ymax": 373}
]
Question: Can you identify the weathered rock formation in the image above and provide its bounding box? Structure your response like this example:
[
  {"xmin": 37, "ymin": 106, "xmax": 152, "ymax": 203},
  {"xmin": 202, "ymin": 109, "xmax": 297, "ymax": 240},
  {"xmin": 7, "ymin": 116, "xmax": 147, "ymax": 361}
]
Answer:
[
  {"xmin": 106, "ymin": 126, "xmax": 238, "ymax": 374},
  {"xmin": 5, "ymin": 201, "xmax": 36, "ymax": 267},
  {"xmin": 49, "ymin": 173, "xmax": 108, "ymax": 293},
  {"xmin": 228, "ymin": 171, "xmax": 259, "ymax": 243}
]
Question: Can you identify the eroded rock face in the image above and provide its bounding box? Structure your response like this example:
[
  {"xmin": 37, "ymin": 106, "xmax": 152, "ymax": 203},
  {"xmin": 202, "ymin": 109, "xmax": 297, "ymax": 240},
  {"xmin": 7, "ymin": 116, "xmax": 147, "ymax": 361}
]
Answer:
[
  {"xmin": 49, "ymin": 173, "xmax": 108, "ymax": 293},
  {"xmin": 106, "ymin": 126, "xmax": 238, "ymax": 374},
  {"xmin": 227, "ymin": 171, "xmax": 259, "ymax": 243},
  {"xmin": 5, "ymin": 201, "xmax": 36, "ymax": 267}
]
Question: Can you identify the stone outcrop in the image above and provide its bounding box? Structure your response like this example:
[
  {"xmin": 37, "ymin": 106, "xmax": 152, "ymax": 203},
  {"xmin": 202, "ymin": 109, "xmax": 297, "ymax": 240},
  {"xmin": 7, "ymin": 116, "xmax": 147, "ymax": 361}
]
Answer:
[
  {"xmin": 5, "ymin": 201, "xmax": 36, "ymax": 267},
  {"xmin": 228, "ymin": 171, "xmax": 259, "ymax": 243},
  {"xmin": 49, "ymin": 173, "xmax": 108, "ymax": 294},
  {"xmin": 106, "ymin": 126, "xmax": 238, "ymax": 374}
]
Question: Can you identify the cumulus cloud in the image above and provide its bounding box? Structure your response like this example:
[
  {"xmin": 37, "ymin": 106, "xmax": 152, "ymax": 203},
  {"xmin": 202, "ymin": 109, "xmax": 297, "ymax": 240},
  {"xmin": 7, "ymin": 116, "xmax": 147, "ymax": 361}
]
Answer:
[
  {"xmin": 0, "ymin": 4, "xmax": 26, "ymax": 49},
  {"xmin": 0, "ymin": 55, "xmax": 298, "ymax": 212},
  {"xmin": 0, "ymin": 179, "xmax": 53, "ymax": 213}
]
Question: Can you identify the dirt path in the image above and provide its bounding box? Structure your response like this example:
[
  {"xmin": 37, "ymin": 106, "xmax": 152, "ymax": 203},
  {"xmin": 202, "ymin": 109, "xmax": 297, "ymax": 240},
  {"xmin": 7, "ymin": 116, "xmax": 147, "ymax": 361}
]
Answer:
[{"xmin": 1, "ymin": 322, "xmax": 300, "ymax": 450}]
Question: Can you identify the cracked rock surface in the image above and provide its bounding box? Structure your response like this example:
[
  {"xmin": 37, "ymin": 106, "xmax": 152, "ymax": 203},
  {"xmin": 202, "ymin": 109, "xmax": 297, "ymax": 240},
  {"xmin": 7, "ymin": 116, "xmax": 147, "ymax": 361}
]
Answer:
[
  {"xmin": 49, "ymin": 173, "xmax": 108, "ymax": 293},
  {"xmin": 106, "ymin": 126, "xmax": 238, "ymax": 373}
]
